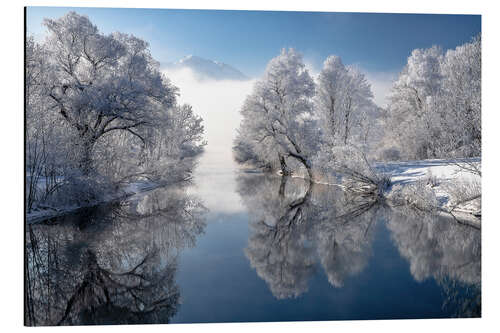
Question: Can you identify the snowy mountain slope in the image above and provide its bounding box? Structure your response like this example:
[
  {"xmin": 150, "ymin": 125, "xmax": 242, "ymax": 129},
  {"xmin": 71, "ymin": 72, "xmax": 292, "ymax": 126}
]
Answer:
[{"xmin": 163, "ymin": 55, "xmax": 249, "ymax": 81}]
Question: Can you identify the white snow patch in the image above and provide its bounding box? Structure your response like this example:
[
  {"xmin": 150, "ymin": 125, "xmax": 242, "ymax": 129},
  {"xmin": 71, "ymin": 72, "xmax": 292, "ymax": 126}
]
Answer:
[
  {"xmin": 26, "ymin": 180, "xmax": 162, "ymax": 224},
  {"xmin": 377, "ymin": 158, "xmax": 481, "ymax": 225}
]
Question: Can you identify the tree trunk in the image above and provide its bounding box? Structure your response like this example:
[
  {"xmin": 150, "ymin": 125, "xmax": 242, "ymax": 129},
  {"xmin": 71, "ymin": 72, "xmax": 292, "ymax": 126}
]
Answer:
[
  {"xmin": 304, "ymin": 163, "xmax": 314, "ymax": 181},
  {"xmin": 344, "ymin": 97, "xmax": 352, "ymax": 145},
  {"xmin": 344, "ymin": 112, "xmax": 349, "ymax": 145},
  {"xmin": 79, "ymin": 137, "xmax": 96, "ymax": 176},
  {"xmin": 279, "ymin": 154, "xmax": 292, "ymax": 176},
  {"xmin": 278, "ymin": 175, "xmax": 288, "ymax": 197},
  {"xmin": 329, "ymin": 96, "xmax": 336, "ymax": 143},
  {"xmin": 288, "ymin": 153, "xmax": 314, "ymax": 181}
]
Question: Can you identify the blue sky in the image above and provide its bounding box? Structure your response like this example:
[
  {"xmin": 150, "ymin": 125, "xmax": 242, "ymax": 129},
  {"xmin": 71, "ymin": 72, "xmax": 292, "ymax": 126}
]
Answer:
[{"xmin": 27, "ymin": 7, "xmax": 481, "ymax": 77}]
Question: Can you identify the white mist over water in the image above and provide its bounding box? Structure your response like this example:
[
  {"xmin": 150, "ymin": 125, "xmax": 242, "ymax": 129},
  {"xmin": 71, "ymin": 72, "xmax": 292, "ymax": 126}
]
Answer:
[
  {"xmin": 163, "ymin": 67, "xmax": 255, "ymax": 215},
  {"xmin": 161, "ymin": 65, "xmax": 393, "ymax": 215}
]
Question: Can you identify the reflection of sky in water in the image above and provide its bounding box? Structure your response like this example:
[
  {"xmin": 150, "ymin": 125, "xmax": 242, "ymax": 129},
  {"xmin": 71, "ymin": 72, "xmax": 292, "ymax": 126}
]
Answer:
[{"xmin": 187, "ymin": 149, "xmax": 245, "ymax": 216}]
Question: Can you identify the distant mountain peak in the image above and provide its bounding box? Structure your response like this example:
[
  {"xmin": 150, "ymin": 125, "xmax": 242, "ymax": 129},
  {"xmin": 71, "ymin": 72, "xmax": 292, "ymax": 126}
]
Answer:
[
  {"xmin": 177, "ymin": 54, "xmax": 194, "ymax": 63},
  {"xmin": 164, "ymin": 55, "xmax": 249, "ymax": 81}
]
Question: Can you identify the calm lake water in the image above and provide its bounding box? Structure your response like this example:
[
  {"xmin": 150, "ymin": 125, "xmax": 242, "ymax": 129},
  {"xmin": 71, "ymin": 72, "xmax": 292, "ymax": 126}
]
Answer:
[{"xmin": 25, "ymin": 152, "xmax": 481, "ymax": 326}]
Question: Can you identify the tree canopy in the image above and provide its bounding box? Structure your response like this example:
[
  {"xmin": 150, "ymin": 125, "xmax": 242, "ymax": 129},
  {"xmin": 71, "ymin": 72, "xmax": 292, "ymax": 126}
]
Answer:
[{"xmin": 26, "ymin": 12, "xmax": 206, "ymax": 211}]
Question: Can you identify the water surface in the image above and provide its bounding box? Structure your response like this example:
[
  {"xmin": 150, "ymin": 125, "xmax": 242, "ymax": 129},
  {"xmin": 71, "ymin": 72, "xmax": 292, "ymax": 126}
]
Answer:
[{"xmin": 25, "ymin": 153, "xmax": 481, "ymax": 325}]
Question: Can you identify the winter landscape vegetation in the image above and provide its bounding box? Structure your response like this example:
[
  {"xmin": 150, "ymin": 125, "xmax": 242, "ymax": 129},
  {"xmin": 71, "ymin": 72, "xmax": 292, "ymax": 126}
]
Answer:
[{"xmin": 25, "ymin": 9, "xmax": 481, "ymax": 325}]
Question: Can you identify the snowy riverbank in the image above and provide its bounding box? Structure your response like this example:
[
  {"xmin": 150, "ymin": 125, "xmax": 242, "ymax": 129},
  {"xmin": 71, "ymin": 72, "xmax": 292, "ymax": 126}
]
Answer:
[
  {"xmin": 377, "ymin": 158, "xmax": 481, "ymax": 227},
  {"xmin": 26, "ymin": 158, "xmax": 481, "ymax": 227},
  {"xmin": 26, "ymin": 181, "xmax": 161, "ymax": 224}
]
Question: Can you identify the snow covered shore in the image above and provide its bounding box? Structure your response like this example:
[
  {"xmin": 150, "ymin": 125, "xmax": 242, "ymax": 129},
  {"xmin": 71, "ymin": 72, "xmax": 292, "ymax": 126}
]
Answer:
[
  {"xmin": 26, "ymin": 181, "xmax": 160, "ymax": 224},
  {"xmin": 26, "ymin": 158, "xmax": 481, "ymax": 228},
  {"xmin": 377, "ymin": 158, "xmax": 481, "ymax": 228}
]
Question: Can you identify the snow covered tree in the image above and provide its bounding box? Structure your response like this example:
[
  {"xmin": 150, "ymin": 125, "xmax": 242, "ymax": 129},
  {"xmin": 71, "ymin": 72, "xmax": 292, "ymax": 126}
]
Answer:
[
  {"xmin": 42, "ymin": 12, "xmax": 179, "ymax": 175},
  {"xmin": 384, "ymin": 36, "xmax": 481, "ymax": 163},
  {"xmin": 26, "ymin": 36, "xmax": 78, "ymax": 211},
  {"xmin": 26, "ymin": 12, "xmax": 206, "ymax": 210},
  {"xmin": 341, "ymin": 67, "xmax": 375, "ymax": 145},
  {"xmin": 234, "ymin": 50, "xmax": 383, "ymax": 186},
  {"xmin": 26, "ymin": 36, "xmax": 50, "ymax": 211},
  {"xmin": 315, "ymin": 56, "xmax": 375, "ymax": 147},
  {"xmin": 312, "ymin": 55, "xmax": 383, "ymax": 188},
  {"xmin": 438, "ymin": 36, "xmax": 481, "ymax": 158},
  {"xmin": 233, "ymin": 49, "xmax": 318, "ymax": 178},
  {"xmin": 385, "ymin": 46, "xmax": 444, "ymax": 160},
  {"xmin": 315, "ymin": 55, "xmax": 348, "ymax": 147},
  {"xmin": 94, "ymin": 102, "xmax": 206, "ymax": 184}
]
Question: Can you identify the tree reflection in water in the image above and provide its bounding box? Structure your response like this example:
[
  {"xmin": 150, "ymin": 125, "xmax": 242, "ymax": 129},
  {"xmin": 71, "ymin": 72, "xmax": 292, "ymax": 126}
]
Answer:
[
  {"xmin": 238, "ymin": 173, "xmax": 378, "ymax": 299},
  {"xmin": 25, "ymin": 185, "xmax": 207, "ymax": 326},
  {"xmin": 386, "ymin": 207, "xmax": 481, "ymax": 317},
  {"xmin": 238, "ymin": 173, "xmax": 480, "ymax": 317}
]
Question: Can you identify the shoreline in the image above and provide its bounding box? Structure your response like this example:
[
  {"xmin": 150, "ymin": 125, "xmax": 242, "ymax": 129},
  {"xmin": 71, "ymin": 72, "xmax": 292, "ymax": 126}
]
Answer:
[
  {"xmin": 27, "ymin": 158, "xmax": 481, "ymax": 227},
  {"xmin": 26, "ymin": 181, "xmax": 161, "ymax": 224}
]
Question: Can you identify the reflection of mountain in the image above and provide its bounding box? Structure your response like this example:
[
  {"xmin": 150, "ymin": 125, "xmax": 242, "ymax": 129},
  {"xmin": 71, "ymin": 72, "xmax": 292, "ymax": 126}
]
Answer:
[
  {"xmin": 25, "ymin": 185, "xmax": 207, "ymax": 326},
  {"xmin": 237, "ymin": 173, "xmax": 481, "ymax": 310},
  {"xmin": 163, "ymin": 55, "xmax": 249, "ymax": 81}
]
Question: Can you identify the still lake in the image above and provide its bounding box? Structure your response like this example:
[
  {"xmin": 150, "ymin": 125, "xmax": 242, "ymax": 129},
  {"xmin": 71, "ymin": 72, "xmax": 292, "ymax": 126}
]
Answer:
[{"xmin": 25, "ymin": 151, "xmax": 481, "ymax": 325}]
